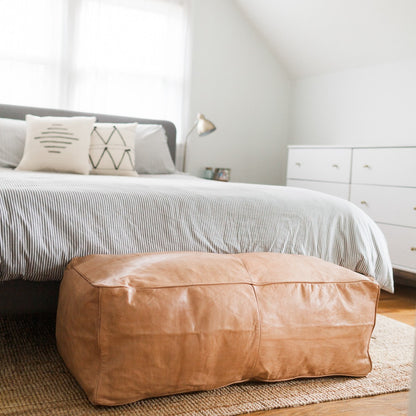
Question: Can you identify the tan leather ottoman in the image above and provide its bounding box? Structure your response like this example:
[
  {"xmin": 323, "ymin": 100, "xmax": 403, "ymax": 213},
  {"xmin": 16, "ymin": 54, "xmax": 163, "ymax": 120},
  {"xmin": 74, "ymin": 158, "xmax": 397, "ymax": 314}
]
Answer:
[{"xmin": 56, "ymin": 252, "xmax": 379, "ymax": 406}]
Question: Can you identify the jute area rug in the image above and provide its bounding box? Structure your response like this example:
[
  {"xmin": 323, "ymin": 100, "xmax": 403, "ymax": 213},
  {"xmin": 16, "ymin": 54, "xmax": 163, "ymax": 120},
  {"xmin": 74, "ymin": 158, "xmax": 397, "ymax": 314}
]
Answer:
[{"xmin": 0, "ymin": 314, "xmax": 413, "ymax": 416}]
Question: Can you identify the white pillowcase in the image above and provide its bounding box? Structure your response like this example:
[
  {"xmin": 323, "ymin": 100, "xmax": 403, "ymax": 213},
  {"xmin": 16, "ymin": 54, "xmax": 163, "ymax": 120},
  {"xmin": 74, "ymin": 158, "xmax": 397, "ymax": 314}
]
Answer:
[
  {"xmin": 135, "ymin": 124, "xmax": 176, "ymax": 174},
  {"xmin": 16, "ymin": 115, "xmax": 95, "ymax": 175},
  {"xmin": 0, "ymin": 118, "xmax": 26, "ymax": 168},
  {"xmin": 89, "ymin": 123, "xmax": 138, "ymax": 176}
]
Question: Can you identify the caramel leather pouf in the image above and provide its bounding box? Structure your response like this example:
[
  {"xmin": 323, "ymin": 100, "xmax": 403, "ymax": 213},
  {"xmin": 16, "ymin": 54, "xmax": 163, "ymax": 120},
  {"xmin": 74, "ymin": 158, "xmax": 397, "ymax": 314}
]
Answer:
[{"xmin": 56, "ymin": 252, "xmax": 380, "ymax": 406}]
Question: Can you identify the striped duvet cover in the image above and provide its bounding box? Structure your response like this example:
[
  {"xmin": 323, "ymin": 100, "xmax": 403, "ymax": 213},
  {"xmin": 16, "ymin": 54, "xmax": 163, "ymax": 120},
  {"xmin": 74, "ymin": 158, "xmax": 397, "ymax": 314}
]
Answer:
[{"xmin": 0, "ymin": 169, "xmax": 393, "ymax": 292}]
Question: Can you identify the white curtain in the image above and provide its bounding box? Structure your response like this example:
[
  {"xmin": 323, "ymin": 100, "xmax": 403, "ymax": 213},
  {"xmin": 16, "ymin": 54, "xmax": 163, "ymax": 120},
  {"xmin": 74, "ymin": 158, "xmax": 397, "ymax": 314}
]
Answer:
[{"xmin": 0, "ymin": 0, "xmax": 187, "ymax": 137}]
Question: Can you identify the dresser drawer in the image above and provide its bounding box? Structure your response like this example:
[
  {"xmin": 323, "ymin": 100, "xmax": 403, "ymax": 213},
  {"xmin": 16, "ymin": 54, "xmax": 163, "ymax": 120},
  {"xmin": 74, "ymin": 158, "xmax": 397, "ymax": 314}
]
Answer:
[
  {"xmin": 352, "ymin": 148, "xmax": 416, "ymax": 187},
  {"xmin": 350, "ymin": 185, "xmax": 416, "ymax": 228},
  {"xmin": 287, "ymin": 179, "xmax": 350, "ymax": 200},
  {"xmin": 378, "ymin": 224, "xmax": 416, "ymax": 272},
  {"xmin": 287, "ymin": 148, "xmax": 351, "ymax": 183}
]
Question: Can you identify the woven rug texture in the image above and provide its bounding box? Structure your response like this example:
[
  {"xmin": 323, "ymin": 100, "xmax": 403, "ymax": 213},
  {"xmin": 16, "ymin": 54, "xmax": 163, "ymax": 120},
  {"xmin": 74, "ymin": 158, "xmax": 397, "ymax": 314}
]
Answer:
[{"xmin": 0, "ymin": 313, "xmax": 413, "ymax": 416}]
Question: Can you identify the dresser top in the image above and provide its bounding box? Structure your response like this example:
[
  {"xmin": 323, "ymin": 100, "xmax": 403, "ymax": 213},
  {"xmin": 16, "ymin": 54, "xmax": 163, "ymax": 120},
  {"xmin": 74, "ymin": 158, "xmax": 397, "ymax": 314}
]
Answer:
[{"xmin": 288, "ymin": 145, "xmax": 416, "ymax": 149}]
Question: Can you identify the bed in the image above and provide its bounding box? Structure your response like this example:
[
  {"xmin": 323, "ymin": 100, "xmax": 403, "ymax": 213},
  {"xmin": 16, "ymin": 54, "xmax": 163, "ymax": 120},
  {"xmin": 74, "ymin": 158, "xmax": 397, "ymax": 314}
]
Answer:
[{"xmin": 0, "ymin": 104, "xmax": 393, "ymax": 313}]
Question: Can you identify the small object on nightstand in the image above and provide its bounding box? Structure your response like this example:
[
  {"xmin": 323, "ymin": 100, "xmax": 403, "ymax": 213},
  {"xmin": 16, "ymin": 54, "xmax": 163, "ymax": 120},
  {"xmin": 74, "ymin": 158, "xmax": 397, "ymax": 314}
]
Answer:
[
  {"xmin": 213, "ymin": 168, "xmax": 230, "ymax": 182},
  {"xmin": 204, "ymin": 167, "xmax": 214, "ymax": 180}
]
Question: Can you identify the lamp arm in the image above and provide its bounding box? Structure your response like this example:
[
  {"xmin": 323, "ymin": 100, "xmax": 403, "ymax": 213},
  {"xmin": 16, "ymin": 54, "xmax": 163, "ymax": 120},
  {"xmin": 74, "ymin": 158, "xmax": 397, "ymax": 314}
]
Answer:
[{"xmin": 182, "ymin": 120, "xmax": 198, "ymax": 172}]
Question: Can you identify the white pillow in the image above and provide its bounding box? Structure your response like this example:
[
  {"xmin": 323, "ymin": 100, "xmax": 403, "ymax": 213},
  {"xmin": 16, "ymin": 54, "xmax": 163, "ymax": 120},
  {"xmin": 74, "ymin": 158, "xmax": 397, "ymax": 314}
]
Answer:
[
  {"xmin": 16, "ymin": 115, "xmax": 95, "ymax": 175},
  {"xmin": 89, "ymin": 123, "xmax": 138, "ymax": 176},
  {"xmin": 135, "ymin": 124, "xmax": 176, "ymax": 174},
  {"xmin": 0, "ymin": 118, "xmax": 26, "ymax": 168}
]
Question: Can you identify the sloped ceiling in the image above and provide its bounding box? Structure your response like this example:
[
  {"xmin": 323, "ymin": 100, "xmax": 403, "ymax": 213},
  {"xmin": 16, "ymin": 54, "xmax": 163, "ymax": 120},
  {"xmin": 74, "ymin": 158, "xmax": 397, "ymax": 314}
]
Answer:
[{"xmin": 235, "ymin": 0, "xmax": 416, "ymax": 78}]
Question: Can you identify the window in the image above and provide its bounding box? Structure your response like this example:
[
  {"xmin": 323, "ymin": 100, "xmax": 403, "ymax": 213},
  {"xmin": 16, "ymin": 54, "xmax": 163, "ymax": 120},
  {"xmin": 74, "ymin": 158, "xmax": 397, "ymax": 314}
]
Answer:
[{"xmin": 0, "ymin": 0, "xmax": 186, "ymax": 134}]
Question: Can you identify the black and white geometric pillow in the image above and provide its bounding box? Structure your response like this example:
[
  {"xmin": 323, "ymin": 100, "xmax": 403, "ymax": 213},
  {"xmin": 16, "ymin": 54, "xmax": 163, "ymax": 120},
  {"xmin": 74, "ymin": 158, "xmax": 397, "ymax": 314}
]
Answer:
[{"xmin": 89, "ymin": 123, "xmax": 138, "ymax": 176}]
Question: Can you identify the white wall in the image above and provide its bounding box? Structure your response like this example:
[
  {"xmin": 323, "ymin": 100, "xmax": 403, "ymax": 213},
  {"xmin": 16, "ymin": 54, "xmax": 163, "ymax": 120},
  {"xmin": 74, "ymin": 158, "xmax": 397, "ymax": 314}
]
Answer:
[
  {"xmin": 291, "ymin": 59, "xmax": 416, "ymax": 146},
  {"xmin": 185, "ymin": 0, "xmax": 290, "ymax": 185}
]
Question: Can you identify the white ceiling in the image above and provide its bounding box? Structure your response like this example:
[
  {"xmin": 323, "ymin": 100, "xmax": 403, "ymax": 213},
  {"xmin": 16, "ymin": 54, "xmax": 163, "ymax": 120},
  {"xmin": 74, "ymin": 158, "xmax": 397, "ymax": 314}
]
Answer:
[{"xmin": 235, "ymin": 0, "xmax": 416, "ymax": 78}]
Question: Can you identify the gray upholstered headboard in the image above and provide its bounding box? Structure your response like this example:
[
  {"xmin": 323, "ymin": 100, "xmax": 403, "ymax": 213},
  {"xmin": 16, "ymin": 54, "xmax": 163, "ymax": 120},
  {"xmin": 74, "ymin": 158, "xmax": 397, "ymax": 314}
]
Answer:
[{"xmin": 0, "ymin": 103, "xmax": 176, "ymax": 163}]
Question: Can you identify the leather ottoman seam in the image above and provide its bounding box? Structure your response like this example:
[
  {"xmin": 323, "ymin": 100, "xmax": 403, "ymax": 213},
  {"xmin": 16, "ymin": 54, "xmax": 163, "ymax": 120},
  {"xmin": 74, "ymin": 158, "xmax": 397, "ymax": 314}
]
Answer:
[
  {"xmin": 250, "ymin": 285, "xmax": 262, "ymax": 378},
  {"xmin": 94, "ymin": 287, "xmax": 103, "ymax": 404},
  {"xmin": 69, "ymin": 264, "xmax": 377, "ymax": 290}
]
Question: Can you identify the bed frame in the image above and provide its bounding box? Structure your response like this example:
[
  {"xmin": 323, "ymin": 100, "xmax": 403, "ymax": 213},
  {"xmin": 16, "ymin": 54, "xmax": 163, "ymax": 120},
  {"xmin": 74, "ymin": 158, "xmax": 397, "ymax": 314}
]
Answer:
[{"xmin": 0, "ymin": 103, "xmax": 176, "ymax": 314}]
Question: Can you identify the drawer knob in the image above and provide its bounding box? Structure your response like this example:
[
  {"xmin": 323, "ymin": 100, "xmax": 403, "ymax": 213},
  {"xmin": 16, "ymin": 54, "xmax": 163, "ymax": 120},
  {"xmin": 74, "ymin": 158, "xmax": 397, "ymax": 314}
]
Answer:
[
  {"xmin": 360, "ymin": 201, "xmax": 368, "ymax": 206},
  {"xmin": 411, "ymin": 247, "xmax": 416, "ymax": 252},
  {"xmin": 332, "ymin": 164, "xmax": 339, "ymax": 169},
  {"xmin": 363, "ymin": 164, "xmax": 371, "ymax": 169},
  {"xmin": 295, "ymin": 162, "xmax": 301, "ymax": 167}
]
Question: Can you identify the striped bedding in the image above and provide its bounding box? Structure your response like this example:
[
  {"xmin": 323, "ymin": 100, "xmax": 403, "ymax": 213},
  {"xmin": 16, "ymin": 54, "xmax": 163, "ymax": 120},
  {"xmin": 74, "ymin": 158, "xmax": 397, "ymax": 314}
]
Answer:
[{"xmin": 0, "ymin": 168, "xmax": 393, "ymax": 292}]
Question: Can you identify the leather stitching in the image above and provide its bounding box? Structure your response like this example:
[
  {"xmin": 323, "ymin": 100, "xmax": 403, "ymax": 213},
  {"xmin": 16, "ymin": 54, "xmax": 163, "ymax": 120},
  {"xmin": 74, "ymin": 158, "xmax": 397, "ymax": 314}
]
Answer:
[
  {"xmin": 94, "ymin": 287, "xmax": 103, "ymax": 403},
  {"xmin": 236, "ymin": 255, "xmax": 262, "ymax": 378}
]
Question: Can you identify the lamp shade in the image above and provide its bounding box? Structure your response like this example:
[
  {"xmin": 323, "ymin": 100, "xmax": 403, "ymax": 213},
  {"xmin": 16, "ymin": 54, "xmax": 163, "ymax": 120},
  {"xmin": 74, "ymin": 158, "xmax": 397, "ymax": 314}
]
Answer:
[{"xmin": 196, "ymin": 113, "xmax": 216, "ymax": 136}]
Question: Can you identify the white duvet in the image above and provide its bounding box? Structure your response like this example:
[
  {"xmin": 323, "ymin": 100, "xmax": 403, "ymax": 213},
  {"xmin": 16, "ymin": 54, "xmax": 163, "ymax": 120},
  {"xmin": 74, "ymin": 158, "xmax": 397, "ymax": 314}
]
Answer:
[{"xmin": 0, "ymin": 169, "xmax": 393, "ymax": 292}]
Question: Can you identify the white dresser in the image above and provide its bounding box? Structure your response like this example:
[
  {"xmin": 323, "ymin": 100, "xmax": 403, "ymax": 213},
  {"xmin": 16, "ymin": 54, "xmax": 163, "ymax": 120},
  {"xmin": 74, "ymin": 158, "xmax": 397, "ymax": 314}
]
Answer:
[{"xmin": 287, "ymin": 145, "xmax": 416, "ymax": 275}]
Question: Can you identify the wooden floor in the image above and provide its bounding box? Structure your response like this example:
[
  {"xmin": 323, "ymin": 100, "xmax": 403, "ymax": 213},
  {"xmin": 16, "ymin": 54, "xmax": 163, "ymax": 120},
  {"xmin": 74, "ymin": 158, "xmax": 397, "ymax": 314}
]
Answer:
[{"xmin": 242, "ymin": 284, "xmax": 416, "ymax": 416}]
